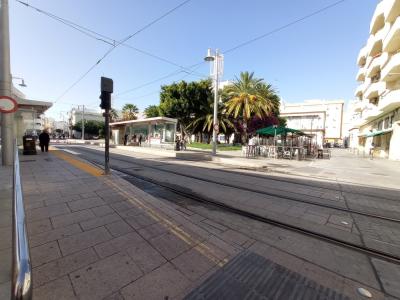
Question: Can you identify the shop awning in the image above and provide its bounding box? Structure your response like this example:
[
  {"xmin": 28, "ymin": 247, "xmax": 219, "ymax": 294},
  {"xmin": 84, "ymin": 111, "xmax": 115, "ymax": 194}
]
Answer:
[
  {"xmin": 256, "ymin": 126, "xmax": 306, "ymax": 136},
  {"xmin": 359, "ymin": 128, "xmax": 393, "ymax": 137}
]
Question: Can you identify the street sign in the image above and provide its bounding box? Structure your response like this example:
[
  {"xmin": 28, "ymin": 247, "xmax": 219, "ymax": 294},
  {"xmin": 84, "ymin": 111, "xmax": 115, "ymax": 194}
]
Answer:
[{"xmin": 0, "ymin": 96, "xmax": 18, "ymax": 113}]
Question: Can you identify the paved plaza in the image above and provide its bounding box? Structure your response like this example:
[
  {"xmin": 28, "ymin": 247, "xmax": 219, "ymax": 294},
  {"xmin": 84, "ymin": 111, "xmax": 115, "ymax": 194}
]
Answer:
[{"xmin": 1, "ymin": 146, "xmax": 399, "ymax": 299}]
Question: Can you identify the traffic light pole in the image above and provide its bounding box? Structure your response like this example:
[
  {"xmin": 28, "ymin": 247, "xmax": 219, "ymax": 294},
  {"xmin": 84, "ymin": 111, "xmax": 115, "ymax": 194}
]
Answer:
[{"xmin": 104, "ymin": 108, "xmax": 110, "ymax": 175}]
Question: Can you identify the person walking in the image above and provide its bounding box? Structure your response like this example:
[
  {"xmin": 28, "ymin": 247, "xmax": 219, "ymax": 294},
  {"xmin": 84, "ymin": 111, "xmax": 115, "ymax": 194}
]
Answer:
[
  {"xmin": 39, "ymin": 129, "xmax": 50, "ymax": 152},
  {"xmin": 138, "ymin": 134, "xmax": 142, "ymax": 146},
  {"xmin": 123, "ymin": 133, "xmax": 128, "ymax": 146},
  {"xmin": 369, "ymin": 142, "xmax": 375, "ymax": 160}
]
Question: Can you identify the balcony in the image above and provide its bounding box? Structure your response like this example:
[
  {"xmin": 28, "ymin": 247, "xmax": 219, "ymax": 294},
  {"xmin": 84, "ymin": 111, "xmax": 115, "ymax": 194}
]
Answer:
[
  {"xmin": 357, "ymin": 46, "xmax": 367, "ymax": 67},
  {"xmin": 381, "ymin": 51, "xmax": 400, "ymax": 81},
  {"xmin": 384, "ymin": 17, "xmax": 400, "ymax": 52},
  {"xmin": 366, "ymin": 52, "xmax": 388, "ymax": 78},
  {"xmin": 364, "ymin": 104, "xmax": 382, "ymax": 121},
  {"xmin": 364, "ymin": 81, "xmax": 386, "ymax": 99},
  {"xmin": 372, "ymin": 25, "xmax": 390, "ymax": 56},
  {"xmin": 379, "ymin": 89, "xmax": 400, "ymax": 112},
  {"xmin": 354, "ymin": 84, "xmax": 364, "ymax": 98},
  {"xmin": 370, "ymin": 0, "xmax": 386, "ymax": 34},
  {"xmin": 386, "ymin": 0, "xmax": 400, "ymax": 23},
  {"xmin": 356, "ymin": 68, "xmax": 365, "ymax": 81},
  {"xmin": 353, "ymin": 100, "xmax": 365, "ymax": 113}
]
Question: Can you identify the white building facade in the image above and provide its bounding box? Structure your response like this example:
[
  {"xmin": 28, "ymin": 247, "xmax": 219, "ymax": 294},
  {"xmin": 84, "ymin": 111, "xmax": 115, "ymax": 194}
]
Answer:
[
  {"xmin": 68, "ymin": 107, "xmax": 103, "ymax": 138},
  {"xmin": 353, "ymin": 0, "xmax": 400, "ymax": 160},
  {"xmin": 280, "ymin": 100, "xmax": 345, "ymax": 147}
]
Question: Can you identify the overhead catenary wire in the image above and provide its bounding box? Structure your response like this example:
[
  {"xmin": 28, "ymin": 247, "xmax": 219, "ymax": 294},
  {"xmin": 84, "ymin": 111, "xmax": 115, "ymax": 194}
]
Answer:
[
  {"xmin": 114, "ymin": 0, "xmax": 349, "ymax": 97},
  {"xmin": 25, "ymin": 0, "xmax": 195, "ymax": 102},
  {"xmin": 15, "ymin": 0, "xmax": 206, "ymax": 79}
]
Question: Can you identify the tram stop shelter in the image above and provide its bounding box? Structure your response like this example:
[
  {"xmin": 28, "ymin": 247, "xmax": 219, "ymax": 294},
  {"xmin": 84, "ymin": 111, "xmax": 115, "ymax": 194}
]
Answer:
[{"xmin": 110, "ymin": 117, "xmax": 177, "ymax": 148}]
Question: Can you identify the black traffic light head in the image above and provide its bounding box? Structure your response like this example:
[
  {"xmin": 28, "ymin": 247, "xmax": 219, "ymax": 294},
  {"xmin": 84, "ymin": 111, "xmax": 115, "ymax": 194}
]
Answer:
[
  {"xmin": 101, "ymin": 77, "xmax": 113, "ymax": 93},
  {"xmin": 100, "ymin": 91, "xmax": 111, "ymax": 110}
]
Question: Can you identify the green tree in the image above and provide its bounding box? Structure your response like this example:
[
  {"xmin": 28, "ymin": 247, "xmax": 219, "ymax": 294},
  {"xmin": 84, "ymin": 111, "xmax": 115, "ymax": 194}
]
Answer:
[
  {"xmin": 159, "ymin": 79, "xmax": 213, "ymax": 136},
  {"xmin": 144, "ymin": 105, "xmax": 160, "ymax": 118},
  {"xmin": 223, "ymin": 71, "xmax": 280, "ymax": 143},
  {"xmin": 72, "ymin": 120, "xmax": 105, "ymax": 137},
  {"xmin": 122, "ymin": 104, "xmax": 139, "ymax": 120},
  {"xmin": 110, "ymin": 108, "xmax": 119, "ymax": 122}
]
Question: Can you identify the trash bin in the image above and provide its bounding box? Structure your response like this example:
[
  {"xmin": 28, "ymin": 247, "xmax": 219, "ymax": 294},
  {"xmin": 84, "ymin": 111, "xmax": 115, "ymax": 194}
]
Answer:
[{"xmin": 23, "ymin": 135, "xmax": 37, "ymax": 155}]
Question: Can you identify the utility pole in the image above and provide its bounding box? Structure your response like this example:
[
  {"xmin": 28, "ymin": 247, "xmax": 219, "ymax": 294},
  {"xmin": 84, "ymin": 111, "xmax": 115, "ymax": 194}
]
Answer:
[
  {"xmin": 78, "ymin": 105, "xmax": 85, "ymax": 140},
  {"xmin": 204, "ymin": 48, "xmax": 223, "ymax": 156},
  {"xmin": 0, "ymin": 0, "xmax": 14, "ymax": 165}
]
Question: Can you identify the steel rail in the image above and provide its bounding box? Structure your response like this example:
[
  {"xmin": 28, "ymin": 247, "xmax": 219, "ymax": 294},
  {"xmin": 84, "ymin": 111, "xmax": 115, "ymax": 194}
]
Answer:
[
  {"xmin": 113, "ymin": 166, "xmax": 400, "ymax": 265},
  {"xmin": 68, "ymin": 146, "xmax": 400, "ymax": 223},
  {"xmin": 11, "ymin": 140, "xmax": 32, "ymax": 300}
]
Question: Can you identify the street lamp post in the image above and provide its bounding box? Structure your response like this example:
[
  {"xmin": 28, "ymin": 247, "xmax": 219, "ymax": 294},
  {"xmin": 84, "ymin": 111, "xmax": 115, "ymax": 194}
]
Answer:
[
  {"xmin": 204, "ymin": 48, "xmax": 223, "ymax": 156},
  {"xmin": 0, "ymin": 0, "xmax": 14, "ymax": 165}
]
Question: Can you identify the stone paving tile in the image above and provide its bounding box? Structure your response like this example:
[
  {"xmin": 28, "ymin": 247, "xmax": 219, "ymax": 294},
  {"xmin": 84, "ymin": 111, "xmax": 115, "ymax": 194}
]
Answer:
[
  {"xmin": 67, "ymin": 197, "xmax": 105, "ymax": 212},
  {"xmin": 219, "ymin": 229, "xmax": 251, "ymax": 246},
  {"xmin": 105, "ymin": 220, "xmax": 134, "ymax": 237},
  {"xmin": 26, "ymin": 203, "xmax": 70, "ymax": 222},
  {"xmin": 91, "ymin": 205, "xmax": 114, "ymax": 217},
  {"xmin": 121, "ymin": 262, "xmax": 191, "ymax": 300},
  {"xmin": 80, "ymin": 213, "xmax": 121, "ymax": 231},
  {"xmin": 51, "ymin": 209, "xmax": 96, "ymax": 228},
  {"xmin": 372, "ymin": 258, "xmax": 400, "ymax": 299},
  {"xmin": 125, "ymin": 241, "xmax": 167, "ymax": 274},
  {"xmin": 94, "ymin": 232, "xmax": 146, "ymax": 258},
  {"xmin": 0, "ymin": 227, "xmax": 11, "ymax": 251},
  {"xmin": 25, "ymin": 200, "xmax": 45, "ymax": 210},
  {"xmin": 29, "ymin": 224, "xmax": 82, "ymax": 248},
  {"xmin": 70, "ymin": 252, "xmax": 143, "ymax": 300},
  {"xmin": 31, "ymin": 241, "xmax": 61, "ymax": 268},
  {"xmin": 0, "ymin": 248, "xmax": 11, "ymax": 284},
  {"xmin": 103, "ymin": 292, "xmax": 125, "ymax": 300},
  {"xmin": 27, "ymin": 218, "xmax": 53, "ymax": 236},
  {"xmin": 149, "ymin": 231, "xmax": 193, "ymax": 260},
  {"xmin": 172, "ymin": 248, "xmax": 216, "ymax": 281},
  {"xmin": 0, "ymin": 281, "xmax": 10, "ymax": 300},
  {"xmin": 33, "ymin": 247, "xmax": 99, "ymax": 287},
  {"xmin": 301, "ymin": 212, "xmax": 329, "ymax": 225},
  {"xmin": 58, "ymin": 226, "xmax": 112, "ymax": 256},
  {"xmin": 33, "ymin": 276, "xmax": 77, "ymax": 300},
  {"xmin": 125, "ymin": 213, "xmax": 158, "ymax": 230},
  {"xmin": 201, "ymin": 219, "xmax": 228, "ymax": 232},
  {"xmin": 44, "ymin": 194, "xmax": 81, "ymax": 206},
  {"xmin": 138, "ymin": 222, "xmax": 169, "ymax": 240}
]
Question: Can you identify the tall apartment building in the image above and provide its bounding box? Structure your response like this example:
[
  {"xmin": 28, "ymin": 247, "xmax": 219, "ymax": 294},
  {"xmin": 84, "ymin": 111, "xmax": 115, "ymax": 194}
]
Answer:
[
  {"xmin": 280, "ymin": 100, "xmax": 345, "ymax": 147},
  {"xmin": 352, "ymin": 0, "xmax": 400, "ymax": 160}
]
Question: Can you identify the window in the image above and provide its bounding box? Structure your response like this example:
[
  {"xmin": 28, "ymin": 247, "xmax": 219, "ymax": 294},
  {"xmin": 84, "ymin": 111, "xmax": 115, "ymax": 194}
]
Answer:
[{"xmin": 378, "ymin": 120, "xmax": 383, "ymax": 130}]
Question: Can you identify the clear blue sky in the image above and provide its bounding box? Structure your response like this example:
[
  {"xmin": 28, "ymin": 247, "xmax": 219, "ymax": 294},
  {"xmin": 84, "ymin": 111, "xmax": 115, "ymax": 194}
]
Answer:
[{"xmin": 9, "ymin": 0, "xmax": 377, "ymax": 120}]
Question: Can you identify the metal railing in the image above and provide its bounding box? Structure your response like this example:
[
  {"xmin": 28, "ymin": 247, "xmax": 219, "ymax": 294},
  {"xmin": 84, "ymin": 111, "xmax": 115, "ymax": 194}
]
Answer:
[{"xmin": 11, "ymin": 140, "xmax": 32, "ymax": 300}]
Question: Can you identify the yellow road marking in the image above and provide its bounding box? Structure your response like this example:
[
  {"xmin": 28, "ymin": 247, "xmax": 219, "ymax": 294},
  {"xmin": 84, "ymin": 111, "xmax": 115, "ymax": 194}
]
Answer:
[
  {"xmin": 105, "ymin": 178, "xmax": 229, "ymax": 267},
  {"xmin": 51, "ymin": 150, "xmax": 104, "ymax": 177}
]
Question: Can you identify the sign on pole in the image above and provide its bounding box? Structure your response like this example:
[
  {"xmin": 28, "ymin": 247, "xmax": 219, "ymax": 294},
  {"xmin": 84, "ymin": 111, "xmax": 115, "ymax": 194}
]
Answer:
[{"xmin": 0, "ymin": 96, "xmax": 18, "ymax": 113}]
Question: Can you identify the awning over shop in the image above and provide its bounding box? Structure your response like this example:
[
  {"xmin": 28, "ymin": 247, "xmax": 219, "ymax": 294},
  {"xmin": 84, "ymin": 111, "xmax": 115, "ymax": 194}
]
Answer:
[
  {"xmin": 358, "ymin": 128, "xmax": 393, "ymax": 138},
  {"xmin": 256, "ymin": 126, "xmax": 306, "ymax": 136}
]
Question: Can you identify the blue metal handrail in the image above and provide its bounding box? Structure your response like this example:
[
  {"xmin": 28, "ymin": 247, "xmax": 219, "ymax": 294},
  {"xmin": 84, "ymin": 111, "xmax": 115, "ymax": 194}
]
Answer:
[{"xmin": 11, "ymin": 140, "xmax": 32, "ymax": 300}]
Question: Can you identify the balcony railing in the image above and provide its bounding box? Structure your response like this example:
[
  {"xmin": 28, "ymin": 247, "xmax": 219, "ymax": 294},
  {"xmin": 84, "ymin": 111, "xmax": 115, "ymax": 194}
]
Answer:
[{"xmin": 11, "ymin": 140, "xmax": 32, "ymax": 300}]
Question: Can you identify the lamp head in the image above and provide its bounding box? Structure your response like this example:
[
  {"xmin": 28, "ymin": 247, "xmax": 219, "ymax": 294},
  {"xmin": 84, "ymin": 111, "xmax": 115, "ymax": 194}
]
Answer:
[
  {"xmin": 204, "ymin": 48, "xmax": 215, "ymax": 62},
  {"xmin": 19, "ymin": 79, "xmax": 27, "ymax": 87}
]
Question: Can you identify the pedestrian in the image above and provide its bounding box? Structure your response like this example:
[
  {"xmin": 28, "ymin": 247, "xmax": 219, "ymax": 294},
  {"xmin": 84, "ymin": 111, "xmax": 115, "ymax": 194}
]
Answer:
[
  {"xmin": 124, "ymin": 133, "xmax": 128, "ymax": 146},
  {"xmin": 133, "ymin": 134, "xmax": 137, "ymax": 144},
  {"xmin": 369, "ymin": 142, "xmax": 375, "ymax": 160},
  {"xmin": 39, "ymin": 129, "xmax": 50, "ymax": 152},
  {"xmin": 138, "ymin": 134, "xmax": 142, "ymax": 146},
  {"xmin": 180, "ymin": 136, "xmax": 186, "ymax": 151}
]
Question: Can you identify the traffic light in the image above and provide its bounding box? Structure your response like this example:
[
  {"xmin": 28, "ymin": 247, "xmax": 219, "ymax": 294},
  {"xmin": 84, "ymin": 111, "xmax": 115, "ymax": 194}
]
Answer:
[{"xmin": 99, "ymin": 91, "xmax": 111, "ymax": 110}]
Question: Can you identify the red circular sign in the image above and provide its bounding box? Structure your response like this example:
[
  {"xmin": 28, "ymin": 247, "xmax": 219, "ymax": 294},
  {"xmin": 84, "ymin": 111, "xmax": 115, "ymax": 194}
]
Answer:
[{"xmin": 0, "ymin": 96, "xmax": 18, "ymax": 113}]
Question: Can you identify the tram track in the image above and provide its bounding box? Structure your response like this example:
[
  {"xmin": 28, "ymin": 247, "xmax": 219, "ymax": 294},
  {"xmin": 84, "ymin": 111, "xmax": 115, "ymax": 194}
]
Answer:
[
  {"xmin": 99, "ymin": 160, "xmax": 400, "ymax": 265},
  {"xmin": 68, "ymin": 146, "xmax": 400, "ymax": 224}
]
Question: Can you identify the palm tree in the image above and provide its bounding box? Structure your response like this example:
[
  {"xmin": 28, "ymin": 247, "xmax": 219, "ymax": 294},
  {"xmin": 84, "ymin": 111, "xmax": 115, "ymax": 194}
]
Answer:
[
  {"xmin": 224, "ymin": 71, "xmax": 280, "ymax": 143},
  {"xmin": 189, "ymin": 103, "xmax": 234, "ymax": 143},
  {"xmin": 110, "ymin": 108, "xmax": 119, "ymax": 122},
  {"xmin": 122, "ymin": 104, "xmax": 139, "ymax": 120}
]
